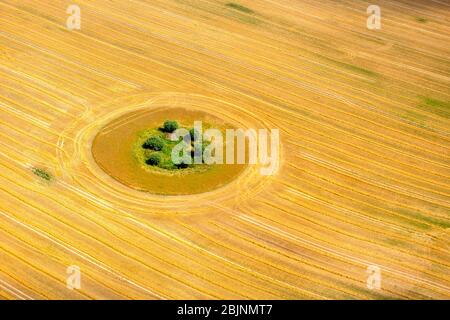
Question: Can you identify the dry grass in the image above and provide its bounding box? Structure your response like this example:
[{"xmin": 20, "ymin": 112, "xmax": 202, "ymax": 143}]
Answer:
[{"xmin": 0, "ymin": 0, "xmax": 449, "ymax": 299}]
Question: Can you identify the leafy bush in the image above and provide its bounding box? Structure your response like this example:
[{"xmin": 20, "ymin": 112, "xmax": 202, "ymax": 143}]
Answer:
[
  {"xmin": 162, "ymin": 120, "xmax": 179, "ymax": 133},
  {"xmin": 143, "ymin": 136, "xmax": 165, "ymax": 151},
  {"xmin": 176, "ymin": 161, "xmax": 189, "ymax": 169},
  {"xmin": 146, "ymin": 153, "xmax": 161, "ymax": 166}
]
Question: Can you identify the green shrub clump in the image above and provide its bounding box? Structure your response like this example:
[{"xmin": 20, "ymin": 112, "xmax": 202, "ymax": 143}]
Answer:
[
  {"xmin": 189, "ymin": 128, "xmax": 201, "ymax": 141},
  {"xmin": 162, "ymin": 120, "xmax": 179, "ymax": 133},
  {"xmin": 146, "ymin": 153, "xmax": 161, "ymax": 166},
  {"xmin": 226, "ymin": 3, "xmax": 254, "ymax": 14},
  {"xmin": 143, "ymin": 136, "xmax": 165, "ymax": 151},
  {"xmin": 32, "ymin": 168, "xmax": 52, "ymax": 181},
  {"xmin": 176, "ymin": 161, "xmax": 189, "ymax": 169}
]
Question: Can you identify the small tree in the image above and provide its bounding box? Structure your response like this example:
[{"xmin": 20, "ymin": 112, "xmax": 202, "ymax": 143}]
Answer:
[
  {"xmin": 146, "ymin": 153, "xmax": 161, "ymax": 166},
  {"xmin": 162, "ymin": 120, "xmax": 179, "ymax": 133},
  {"xmin": 143, "ymin": 136, "xmax": 165, "ymax": 151}
]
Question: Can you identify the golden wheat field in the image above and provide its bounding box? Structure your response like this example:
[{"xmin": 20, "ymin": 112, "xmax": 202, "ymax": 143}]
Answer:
[{"xmin": 0, "ymin": 0, "xmax": 449, "ymax": 300}]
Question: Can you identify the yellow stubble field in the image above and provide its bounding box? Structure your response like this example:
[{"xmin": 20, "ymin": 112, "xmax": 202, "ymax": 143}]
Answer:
[{"xmin": 0, "ymin": 0, "xmax": 449, "ymax": 299}]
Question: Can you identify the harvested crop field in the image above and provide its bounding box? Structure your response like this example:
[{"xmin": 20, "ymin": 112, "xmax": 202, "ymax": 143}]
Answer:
[{"xmin": 0, "ymin": 0, "xmax": 449, "ymax": 299}]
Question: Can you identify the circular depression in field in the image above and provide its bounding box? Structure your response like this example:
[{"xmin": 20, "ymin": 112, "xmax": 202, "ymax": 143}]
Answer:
[{"xmin": 92, "ymin": 107, "xmax": 247, "ymax": 195}]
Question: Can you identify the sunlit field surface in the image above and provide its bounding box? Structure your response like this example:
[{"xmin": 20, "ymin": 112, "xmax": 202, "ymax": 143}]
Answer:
[
  {"xmin": 0, "ymin": 0, "xmax": 449, "ymax": 299},
  {"xmin": 92, "ymin": 106, "xmax": 247, "ymax": 195}
]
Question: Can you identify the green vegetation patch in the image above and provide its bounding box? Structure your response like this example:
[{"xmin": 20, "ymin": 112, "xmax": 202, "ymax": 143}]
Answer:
[
  {"xmin": 32, "ymin": 167, "xmax": 52, "ymax": 181},
  {"xmin": 397, "ymin": 208, "xmax": 450, "ymax": 230},
  {"xmin": 143, "ymin": 136, "xmax": 165, "ymax": 151},
  {"xmin": 225, "ymin": 3, "xmax": 254, "ymax": 14},
  {"xmin": 146, "ymin": 153, "xmax": 162, "ymax": 166},
  {"xmin": 333, "ymin": 60, "xmax": 377, "ymax": 77},
  {"xmin": 418, "ymin": 96, "xmax": 450, "ymax": 119},
  {"xmin": 161, "ymin": 120, "xmax": 179, "ymax": 133},
  {"xmin": 133, "ymin": 120, "xmax": 210, "ymax": 172},
  {"xmin": 319, "ymin": 55, "xmax": 378, "ymax": 78}
]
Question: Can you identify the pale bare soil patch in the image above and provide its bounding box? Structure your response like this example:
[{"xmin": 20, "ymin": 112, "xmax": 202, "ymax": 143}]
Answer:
[{"xmin": 0, "ymin": 0, "xmax": 448, "ymax": 299}]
